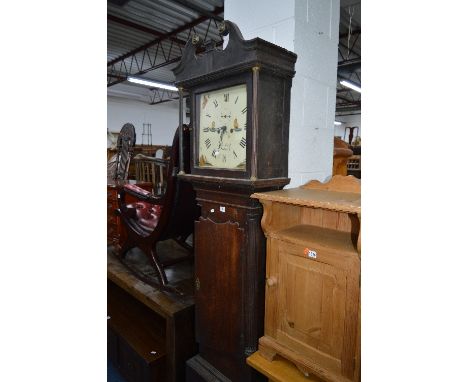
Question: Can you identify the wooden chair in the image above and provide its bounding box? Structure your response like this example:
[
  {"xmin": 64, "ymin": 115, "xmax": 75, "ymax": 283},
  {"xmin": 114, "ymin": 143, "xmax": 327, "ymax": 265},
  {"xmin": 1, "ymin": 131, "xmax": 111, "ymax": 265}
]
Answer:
[
  {"xmin": 108, "ymin": 123, "xmax": 136, "ymax": 181},
  {"xmin": 116, "ymin": 125, "xmax": 198, "ymax": 294},
  {"xmin": 347, "ymin": 155, "xmax": 361, "ymax": 179},
  {"xmin": 133, "ymin": 149, "xmax": 170, "ymax": 196}
]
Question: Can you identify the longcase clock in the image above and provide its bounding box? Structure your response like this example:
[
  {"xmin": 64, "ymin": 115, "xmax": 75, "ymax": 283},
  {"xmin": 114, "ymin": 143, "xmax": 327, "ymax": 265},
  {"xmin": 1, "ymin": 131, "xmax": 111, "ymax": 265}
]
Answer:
[{"xmin": 172, "ymin": 21, "xmax": 297, "ymax": 382}]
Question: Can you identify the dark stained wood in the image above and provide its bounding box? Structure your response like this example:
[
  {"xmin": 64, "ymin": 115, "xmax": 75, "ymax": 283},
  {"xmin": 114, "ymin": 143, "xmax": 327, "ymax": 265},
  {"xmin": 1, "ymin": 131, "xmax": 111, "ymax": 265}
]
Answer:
[
  {"xmin": 109, "ymin": 123, "xmax": 136, "ymax": 181},
  {"xmin": 183, "ymin": 181, "xmax": 277, "ymax": 382},
  {"xmin": 186, "ymin": 355, "xmax": 234, "ymax": 382},
  {"xmin": 107, "ymin": 180, "xmax": 153, "ymax": 247},
  {"xmin": 173, "ymin": 20, "xmax": 296, "ymax": 382},
  {"xmin": 108, "ymin": 280, "xmax": 167, "ymax": 382},
  {"xmin": 173, "ymin": 20, "xmax": 296, "ymax": 181},
  {"xmin": 194, "ymin": 219, "xmax": 243, "ymax": 378},
  {"xmin": 117, "ymin": 126, "xmax": 200, "ymax": 294},
  {"xmin": 108, "ymin": 249, "xmax": 197, "ymax": 382}
]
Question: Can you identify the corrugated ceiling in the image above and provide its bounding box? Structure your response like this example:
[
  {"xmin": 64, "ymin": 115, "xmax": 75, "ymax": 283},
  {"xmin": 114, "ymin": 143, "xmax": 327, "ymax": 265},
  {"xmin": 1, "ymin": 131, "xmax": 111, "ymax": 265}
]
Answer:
[{"xmin": 107, "ymin": 0, "xmax": 360, "ymax": 112}]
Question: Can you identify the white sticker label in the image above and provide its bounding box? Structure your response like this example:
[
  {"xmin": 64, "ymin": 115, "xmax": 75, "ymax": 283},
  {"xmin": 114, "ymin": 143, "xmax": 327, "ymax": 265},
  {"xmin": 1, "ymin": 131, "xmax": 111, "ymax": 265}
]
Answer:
[
  {"xmin": 220, "ymin": 206, "xmax": 226, "ymax": 212},
  {"xmin": 307, "ymin": 250, "xmax": 317, "ymax": 259}
]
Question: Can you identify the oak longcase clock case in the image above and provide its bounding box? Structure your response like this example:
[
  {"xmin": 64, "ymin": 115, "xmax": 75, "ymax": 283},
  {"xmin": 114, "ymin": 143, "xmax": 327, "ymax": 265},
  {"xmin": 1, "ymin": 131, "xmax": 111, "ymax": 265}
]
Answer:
[{"xmin": 173, "ymin": 21, "xmax": 297, "ymax": 382}]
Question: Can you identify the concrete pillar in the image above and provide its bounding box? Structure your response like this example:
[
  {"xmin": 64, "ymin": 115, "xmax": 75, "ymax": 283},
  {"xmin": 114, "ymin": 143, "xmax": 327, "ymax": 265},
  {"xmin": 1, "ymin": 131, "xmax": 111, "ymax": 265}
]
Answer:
[{"xmin": 225, "ymin": 0, "xmax": 340, "ymax": 187}]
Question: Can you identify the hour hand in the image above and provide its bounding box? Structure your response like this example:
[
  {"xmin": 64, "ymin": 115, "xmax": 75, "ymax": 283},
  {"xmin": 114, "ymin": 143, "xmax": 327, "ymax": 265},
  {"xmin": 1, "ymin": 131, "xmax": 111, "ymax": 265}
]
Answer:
[{"xmin": 218, "ymin": 125, "xmax": 227, "ymax": 137}]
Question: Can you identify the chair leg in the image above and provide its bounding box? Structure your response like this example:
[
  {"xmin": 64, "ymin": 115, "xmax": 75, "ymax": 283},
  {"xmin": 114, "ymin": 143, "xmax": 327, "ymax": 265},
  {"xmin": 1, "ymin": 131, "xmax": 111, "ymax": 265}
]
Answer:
[{"xmin": 149, "ymin": 248, "xmax": 169, "ymax": 287}]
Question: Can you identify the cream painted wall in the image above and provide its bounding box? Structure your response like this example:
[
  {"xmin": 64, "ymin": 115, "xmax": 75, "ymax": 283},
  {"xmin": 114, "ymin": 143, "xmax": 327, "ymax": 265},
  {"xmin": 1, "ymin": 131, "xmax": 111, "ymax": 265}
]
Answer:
[
  {"xmin": 107, "ymin": 96, "xmax": 182, "ymax": 146},
  {"xmin": 335, "ymin": 114, "xmax": 361, "ymax": 144}
]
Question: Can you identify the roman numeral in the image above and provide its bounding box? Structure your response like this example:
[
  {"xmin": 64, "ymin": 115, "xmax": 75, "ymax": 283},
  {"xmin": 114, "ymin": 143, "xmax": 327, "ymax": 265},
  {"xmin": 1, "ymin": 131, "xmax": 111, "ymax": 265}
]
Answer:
[
  {"xmin": 203, "ymin": 127, "xmax": 209, "ymax": 132},
  {"xmin": 205, "ymin": 138, "xmax": 211, "ymax": 148},
  {"xmin": 241, "ymin": 107, "xmax": 247, "ymax": 114},
  {"xmin": 206, "ymin": 113, "xmax": 211, "ymax": 118},
  {"xmin": 222, "ymin": 154, "xmax": 226, "ymax": 163},
  {"xmin": 233, "ymin": 151, "xmax": 238, "ymax": 158},
  {"xmin": 224, "ymin": 93, "xmax": 229, "ymax": 102},
  {"xmin": 212, "ymin": 149, "xmax": 217, "ymax": 157},
  {"xmin": 240, "ymin": 137, "xmax": 246, "ymax": 148},
  {"xmin": 235, "ymin": 96, "xmax": 238, "ymax": 104},
  {"xmin": 213, "ymin": 99, "xmax": 218, "ymax": 108}
]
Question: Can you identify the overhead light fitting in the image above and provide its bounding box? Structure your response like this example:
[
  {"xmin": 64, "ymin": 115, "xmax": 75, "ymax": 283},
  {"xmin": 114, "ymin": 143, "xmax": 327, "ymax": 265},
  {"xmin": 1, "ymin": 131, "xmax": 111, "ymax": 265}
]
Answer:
[
  {"xmin": 127, "ymin": 76, "xmax": 178, "ymax": 91},
  {"xmin": 340, "ymin": 80, "xmax": 361, "ymax": 93},
  {"xmin": 334, "ymin": 121, "xmax": 342, "ymax": 126}
]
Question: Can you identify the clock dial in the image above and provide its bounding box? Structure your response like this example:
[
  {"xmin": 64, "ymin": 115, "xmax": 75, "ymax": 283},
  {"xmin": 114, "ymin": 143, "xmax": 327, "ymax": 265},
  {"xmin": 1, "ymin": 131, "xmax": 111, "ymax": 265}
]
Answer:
[{"xmin": 198, "ymin": 84, "xmax": 247, "ymax": 170}]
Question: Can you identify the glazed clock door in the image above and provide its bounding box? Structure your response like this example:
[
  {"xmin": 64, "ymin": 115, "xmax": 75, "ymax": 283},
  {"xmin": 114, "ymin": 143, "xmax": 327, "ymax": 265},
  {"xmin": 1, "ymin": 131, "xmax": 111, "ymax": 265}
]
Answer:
[
  {"xmin": 194, "ymin": 217, "xmax": 245, "ymax": 380},
  {"xmin": 197, "ymin": 84, "xmax": 248, "ymax": 170}
]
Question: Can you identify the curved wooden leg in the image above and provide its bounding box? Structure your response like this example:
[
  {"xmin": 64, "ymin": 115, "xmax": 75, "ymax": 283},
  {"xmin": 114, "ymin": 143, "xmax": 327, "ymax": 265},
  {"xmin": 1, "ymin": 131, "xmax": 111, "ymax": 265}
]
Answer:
[{"xmin": 149, "ymin": 248, "xmax": 169, "ymax": 287}]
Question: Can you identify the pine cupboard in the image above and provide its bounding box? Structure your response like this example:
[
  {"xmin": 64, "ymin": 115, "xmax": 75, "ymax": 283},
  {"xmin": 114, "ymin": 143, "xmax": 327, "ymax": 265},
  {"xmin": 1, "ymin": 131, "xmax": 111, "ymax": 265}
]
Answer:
[{"xmin": 251, "ymin": 176, "xmax": 361, "ymax": 382}]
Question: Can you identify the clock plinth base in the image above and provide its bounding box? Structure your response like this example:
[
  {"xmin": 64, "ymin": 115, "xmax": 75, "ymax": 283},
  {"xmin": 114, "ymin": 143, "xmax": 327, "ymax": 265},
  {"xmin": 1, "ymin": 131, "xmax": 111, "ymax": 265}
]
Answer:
[
  {"xmin": 186, "ymin": 354, "xmax": 266, "ymax": 382},
  {"xmin": 186, "ymin": 355, "xmax": 231, "ymax": 382}
]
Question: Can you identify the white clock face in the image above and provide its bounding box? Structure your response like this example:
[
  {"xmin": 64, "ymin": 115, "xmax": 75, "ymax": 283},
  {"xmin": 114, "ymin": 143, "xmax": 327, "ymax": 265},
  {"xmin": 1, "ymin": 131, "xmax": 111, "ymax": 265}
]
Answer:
[{"xmin": 198, "ymin": 84, "xmax": 247, "ymax": 170}]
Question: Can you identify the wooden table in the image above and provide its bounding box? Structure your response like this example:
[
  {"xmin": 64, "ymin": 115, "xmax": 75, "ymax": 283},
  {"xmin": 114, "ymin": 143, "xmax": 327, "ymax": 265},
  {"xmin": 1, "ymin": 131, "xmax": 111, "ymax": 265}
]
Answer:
[{"xmin": 107, "ymin": 247, "xmax": 195, "ymax": 382}]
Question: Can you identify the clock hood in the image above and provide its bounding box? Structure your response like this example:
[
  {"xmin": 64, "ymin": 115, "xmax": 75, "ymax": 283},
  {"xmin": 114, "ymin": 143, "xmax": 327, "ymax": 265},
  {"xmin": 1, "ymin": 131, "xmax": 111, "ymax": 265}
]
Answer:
[{"xmin": 172, "ymin": 20, "xmax": 297, "ymax": 87}]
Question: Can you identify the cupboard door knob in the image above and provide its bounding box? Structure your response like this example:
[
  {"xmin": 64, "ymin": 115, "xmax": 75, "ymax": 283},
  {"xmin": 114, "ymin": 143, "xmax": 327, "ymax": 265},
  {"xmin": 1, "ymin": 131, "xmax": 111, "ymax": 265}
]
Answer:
[{"xmin": 266, "ymin": 277, "xmax": 277, "ymax": 287}]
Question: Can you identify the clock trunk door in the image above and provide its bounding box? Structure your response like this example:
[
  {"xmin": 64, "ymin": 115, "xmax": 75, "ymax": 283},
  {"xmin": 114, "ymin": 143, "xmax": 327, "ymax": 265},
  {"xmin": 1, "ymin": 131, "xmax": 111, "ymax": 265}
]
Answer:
[{"xmin": 194, "ymin": 217, "xmax": 244, "ymax": 379}]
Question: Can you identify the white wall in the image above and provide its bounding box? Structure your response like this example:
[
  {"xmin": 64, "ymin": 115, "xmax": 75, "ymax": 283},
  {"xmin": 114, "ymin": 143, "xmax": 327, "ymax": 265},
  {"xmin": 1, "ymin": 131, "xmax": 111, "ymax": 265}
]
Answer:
[
  {"xmin": 225, "ymin": 0, "xmax": 340, "ymax": 187},
  {"xmin": 335, "ymin": 113, "xmax": 361, "ymax": 144},
  {"xmin": 107, "ymin": 96, "xmax": 181, "ymax": 146},
  {"xmin": 224, "ymin": 0, "xmax": 295, "ymax": 51},
  {"xmin": 291, "ymin": 0, "xmax": 340, "ymax": 186}
]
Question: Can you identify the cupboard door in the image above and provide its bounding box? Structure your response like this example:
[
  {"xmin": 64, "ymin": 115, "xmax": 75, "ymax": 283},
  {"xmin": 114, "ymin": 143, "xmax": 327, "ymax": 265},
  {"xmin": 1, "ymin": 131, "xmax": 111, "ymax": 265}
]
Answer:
[
  {"xmin": 194, "ymin": 217, "xmax": 244, "ymax": 379},
  {"xmin": 267, "ymin": 239, "xmax": 359, "ymax": 380}
]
